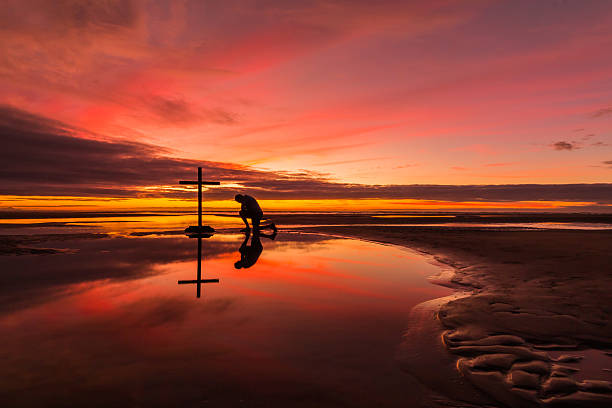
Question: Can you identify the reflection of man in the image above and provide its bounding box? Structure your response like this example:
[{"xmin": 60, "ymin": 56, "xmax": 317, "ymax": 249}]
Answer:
[
  {"xmin": 234, "ymin": 229, "xmax": 277, "ymax": 269},
  {"xmin": 235, "ymin": 194, "xmax": 276, "ymax": 233}
]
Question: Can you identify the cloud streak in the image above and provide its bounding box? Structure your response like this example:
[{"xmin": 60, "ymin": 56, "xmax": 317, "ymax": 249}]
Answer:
[
  {"xmin": 145, "ymin": 96, "xmax": 237, "ymax": 126},
  {"xmin": 592, "ymin": 107, "xmax": 612, "ymax": 118},
  {"xmin": 552, "ymin": 141, "xmax": 579, "ymax": 151},
  {"xmin": 1, "ymin": 106, "xmax": 611, "ymax": 204}
]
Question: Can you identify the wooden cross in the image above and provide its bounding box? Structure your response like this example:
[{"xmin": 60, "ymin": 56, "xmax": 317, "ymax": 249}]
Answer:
[
  {"xmin": 178, "ymin": 235, "xmax": 219, "ymax": 298},
  {"xmin": 179, "ymin": 167, "xmax": 220, "ymax": 229}
]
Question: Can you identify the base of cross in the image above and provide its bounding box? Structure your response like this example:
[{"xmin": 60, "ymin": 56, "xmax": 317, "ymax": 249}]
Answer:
[{"xmin": 184, "ymin": 225, "xmax": 216, "ymax": 237}]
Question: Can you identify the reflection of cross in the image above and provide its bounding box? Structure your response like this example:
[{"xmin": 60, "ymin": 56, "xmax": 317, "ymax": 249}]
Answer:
[
  {"xmin": 178, "ymin": 236, "xmax": 219, "ymax": 298},
  {"xmin": 179, "ymin": 167, "xmax": 220, "ymax": 229}
]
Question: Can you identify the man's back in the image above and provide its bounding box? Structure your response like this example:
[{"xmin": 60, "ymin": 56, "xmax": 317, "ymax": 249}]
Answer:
[{"xmin": 241, "ymin": 194, "xmax": 263, "ymax": 215}]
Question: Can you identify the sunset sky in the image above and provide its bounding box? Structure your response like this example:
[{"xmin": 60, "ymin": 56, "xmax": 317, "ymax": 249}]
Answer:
[{"xmin": 1, "ymin": 0, "xmax": 611, "ymax": 211}]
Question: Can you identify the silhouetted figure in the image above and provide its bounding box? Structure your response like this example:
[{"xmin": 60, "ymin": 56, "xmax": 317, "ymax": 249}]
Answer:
[
  {"xmin": 234, "ymin": 229, "xmax": 277, "ymax": 269},
  {"xmin": 235, "ymin": 194, "xmax": 277, "ymax": 232}
]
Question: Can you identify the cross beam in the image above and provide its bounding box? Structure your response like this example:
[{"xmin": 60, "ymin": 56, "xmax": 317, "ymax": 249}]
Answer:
[
  {"xmin": 177, "ymin": 278, "xmax": 220, "ymax": 298},
  {"xmin": 179, "ymin": 167, "xmax": 220, "ymax": 228},
  {"xmin": 178, "ymin": 279, "xmax": 219, "ymax": 284},
  {"xmin": 178, "ymin": 236, "xmax": 219, "ymax": 298}
]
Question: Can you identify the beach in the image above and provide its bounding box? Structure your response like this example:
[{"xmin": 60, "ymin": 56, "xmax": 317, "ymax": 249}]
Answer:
[
  {"xmin": 292, "ymin": 223, "xmax": 612, "ymax": 407},
  {"xmin": 4, "ymin": 1, "xmax": 612, "ymax": 405},
  {"xmin": 1, "ymin": 212, "xmax": 612, "ymax": 407}
]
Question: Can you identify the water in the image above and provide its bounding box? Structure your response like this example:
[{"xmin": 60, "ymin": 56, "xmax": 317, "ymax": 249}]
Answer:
[
  {"xmin": 3, "ymin": 213, "xmax": 611, "ymax": 236},
  {"xmin": 0, "ymin": 231, "xmax": 451, "ymax": 407},
  {"xmin": 0, "ymin": 214, "xmax": 243, "ymax": 235}
]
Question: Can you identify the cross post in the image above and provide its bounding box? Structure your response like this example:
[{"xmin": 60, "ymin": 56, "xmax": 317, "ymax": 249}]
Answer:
[
  {"xmin": 179, "ymin": 166, "xmax": 220, "ymax": 234},
  {"xmin": 198, "ymin": 166, "xmax": 202, "ymax": 228},
  {"xmin": 178, "ymin": 236, "xmax": 219, "ymax": 298}
]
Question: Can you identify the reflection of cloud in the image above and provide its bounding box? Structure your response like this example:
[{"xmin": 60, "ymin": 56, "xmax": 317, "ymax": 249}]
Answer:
[
  {"xmin": 552, "ymin": 141, "xmax": 578, "ymax": 151},
  {"xmin": 2, "ymin": 106, "xmax": 612, "ymax": 204},
  {"xmin": 0, "ymin": 235, "xmax": 229, "ymax": 312},
  {"xmin": 0, "ymin": 233, "xmax": 339, "ymax": 313},
  {"xmin": 119, "ymin": 297, "xmax": 196, "ymax": 328}
]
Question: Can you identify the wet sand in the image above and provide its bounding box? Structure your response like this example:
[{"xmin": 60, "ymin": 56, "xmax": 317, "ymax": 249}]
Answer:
[{"xmin": 295, "ymin": 224, "xmax": 612, "ymax": 407}]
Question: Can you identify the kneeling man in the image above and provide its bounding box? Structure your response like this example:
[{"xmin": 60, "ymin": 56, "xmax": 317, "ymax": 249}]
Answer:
[{"xmin": 235, "ymin": 194, "xmax": 276, "ymax": 232}]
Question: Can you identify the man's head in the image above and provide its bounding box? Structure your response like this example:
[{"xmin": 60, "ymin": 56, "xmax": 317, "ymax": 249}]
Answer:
[{"xmin": 234, "ymin": 194, "xmax": 244, "ymax": 203}]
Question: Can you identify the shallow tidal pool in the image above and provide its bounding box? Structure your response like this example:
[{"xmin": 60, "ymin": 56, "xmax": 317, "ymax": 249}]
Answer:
[{"xmin": 0, "ymin": 231, "xmax": 451, "ymax": 407}]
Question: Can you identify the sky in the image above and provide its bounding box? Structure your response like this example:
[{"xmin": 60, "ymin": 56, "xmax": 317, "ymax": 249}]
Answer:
[{"xmin": 0, "ymin": 0, "xmax": 611, "ymax": 211}]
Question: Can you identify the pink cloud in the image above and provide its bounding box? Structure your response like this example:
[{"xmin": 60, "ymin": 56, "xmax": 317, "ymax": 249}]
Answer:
[{"xmin": 1, "ymin": 0, "xmax": 612, "ymax": 186}]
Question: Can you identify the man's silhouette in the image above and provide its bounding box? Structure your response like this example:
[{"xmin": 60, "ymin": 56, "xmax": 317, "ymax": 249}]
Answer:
[
  {"xmin": 234, "ymin": 229, "xmax": 277, "ymax": 269},
  {"xmin": 235, "ymin": 194, "xmax": 276, "ymax": 232}
]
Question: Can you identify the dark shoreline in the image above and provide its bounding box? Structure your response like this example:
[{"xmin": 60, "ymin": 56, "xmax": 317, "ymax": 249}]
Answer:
[{"xmin": 300, "ymin": 225, "xmax": 612, "ymax": 407}]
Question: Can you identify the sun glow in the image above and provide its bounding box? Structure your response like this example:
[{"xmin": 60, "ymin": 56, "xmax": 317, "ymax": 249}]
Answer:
[{"xmin": 0, "ymin": 195, "xmax": 598, "ymax": 213}]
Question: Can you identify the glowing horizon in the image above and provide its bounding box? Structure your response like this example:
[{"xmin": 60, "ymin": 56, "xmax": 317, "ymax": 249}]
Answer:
[{"xmin": 1, "ymin": 195, "xmax": 608, "ymax": 213}]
